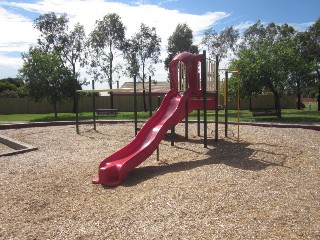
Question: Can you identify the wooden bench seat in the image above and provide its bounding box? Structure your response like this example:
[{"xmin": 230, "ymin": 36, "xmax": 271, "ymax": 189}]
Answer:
[{"xmin": 252, "ymin": 108, "xmax": 277, "ymax": 116}]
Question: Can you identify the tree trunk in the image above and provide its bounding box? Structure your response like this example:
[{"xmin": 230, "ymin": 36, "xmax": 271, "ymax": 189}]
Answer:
[
  {"xmin": 318, "ymin": 86, "xmax": 320, "ymax": 111},
  {"xmin": 316, "ymin": 68, "xmax": 320, "ymax": 111},
  {"xmin": 297, "ymin": 78, "xmax": 301, "ymax": 110},
  {"xmin": 72, "ymin": 65, "xmax": 78, "ymax": 113},
  {"xmin": 142, "ymin": 63, "xmax": 147, "ymax": 112},
  {"xmin": 109, "ymin": 45, "xmax": 114, "ymax": 109},
  {"xmin": 297, "ymin": 92, "xmax": 301, "ymax": 110},
  {"xmin": 53, "ymin": 103, "xmax": 58, "ymax": 120},
  {"xmin": 72, "ymin": 95, "xmax": 77, "ymax": 113},
  {"xmin": 273, "ymin": 92, "xmax": 281, "ymax": 118},
  {"xmin": 72, "ymin": 77, "xmax": 78, "ymax": 113}
]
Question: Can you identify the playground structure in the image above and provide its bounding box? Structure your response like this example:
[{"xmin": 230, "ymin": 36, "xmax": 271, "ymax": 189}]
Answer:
[{"xmin": 90, "ymin": 51, "xmax": 240, "ymax": 187}]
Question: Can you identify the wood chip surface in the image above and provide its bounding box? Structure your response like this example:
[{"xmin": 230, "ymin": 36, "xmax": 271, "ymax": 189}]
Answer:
[
  {"xmin": 0, "ymin": 143, "xmax": 12, "ymax": 154},
  {"xmin": 0, "ymin": 123, "xmax": 319, "ymax": 239}
]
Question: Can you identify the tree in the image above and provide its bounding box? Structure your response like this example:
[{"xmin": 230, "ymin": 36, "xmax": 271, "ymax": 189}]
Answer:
[
  {"xmin": 34, "ymin": 12, "xmax": 87, "ymax": 112},
  {"xmin": 298, "ymin": 18, "xmax": 320, "ymax": 110},
  {"xmin": 34, "ymin": 12, "xmax": 69, "ymax": 53},
  {"xmin": 19, "ymin": 48, "xmax": 71, "ymax": 119},
  {"xmin": 61, "ymin": 23, "xmax": 87, "ymax": 112},
  {"xmin": 284, "ymin": 41, "xmax": 315, "ymax": 110},
  {"xmin": 201, "ymin": 26, "xmax": 239, "ymax": 65},
  {"xmin": 0, "ymin": 77, "xmax": 26, "ymax": 98},
  {"xmin": 125, "ymin": 23, "xmax": 161, "ymax": 111},
  {"xmin": 86, "ymin": 13, "xmax": 126, "ymax": 109},
  {"xmin": 164, "ymin": 23, "xmax": 198, "ymax": 71},
  {"xmin": 230, "ymin": 21, "xmax": 314, "ymax": 117}
]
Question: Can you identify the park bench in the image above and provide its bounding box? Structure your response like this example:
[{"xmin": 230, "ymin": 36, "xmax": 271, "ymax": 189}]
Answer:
[
  {"xmin": 95, "ymin": 108, "xmax": 118, "ymax": 117},
  {"xmin": 251, "ymin": 108, "xmax": 277, "ymax": 116}
]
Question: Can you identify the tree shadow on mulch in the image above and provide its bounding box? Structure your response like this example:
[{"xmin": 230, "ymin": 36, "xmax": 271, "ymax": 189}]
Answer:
[{"xmin": 123, "ymin": 138, "xmax": 286, "ymax": 187}]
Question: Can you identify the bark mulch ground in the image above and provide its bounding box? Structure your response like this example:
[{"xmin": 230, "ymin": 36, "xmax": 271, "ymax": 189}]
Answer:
[{"xmin": 0, "ymin": 123, "xmax": 319, "ymax": 239}]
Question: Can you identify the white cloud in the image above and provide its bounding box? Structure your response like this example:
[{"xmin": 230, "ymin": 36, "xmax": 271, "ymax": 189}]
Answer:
[
  {"xmin": 234, "ymin": 20, "xmax": 314, "ymax": 33},
  {"xmin": 0, "ymin": 53, "xmax": 22, "ymax": 68},
  {"xmin": 234, "ymin": 21, "xmax": 255, "ymax": 33},
  {"xmin": 0, "ymin": 0, "xmax": 229, "ymax": 79},
  {"xmin": 289, "ymin": 22, "xmax": 313, "ymax": 32},
  {"xmin": 0, "ymin": 7, "xmax": 38, "ymax": 50}
]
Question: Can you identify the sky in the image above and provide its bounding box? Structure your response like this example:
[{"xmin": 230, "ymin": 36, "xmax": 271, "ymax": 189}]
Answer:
[{"xmin": 0, "ymin": 0, "xmax": 319, "ymax": 88}]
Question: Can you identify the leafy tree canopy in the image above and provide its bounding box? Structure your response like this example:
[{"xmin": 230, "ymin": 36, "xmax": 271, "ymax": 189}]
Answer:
[
  {"xmin": 164, "ymin": 23, "xmax": 198, "ymax": 70},
  {"xmin": 34, "ymin": 12, "xmax": 69, "ymax": 53},
  {"xmin": 86, "ymin": 13, "xmax": 126, "ymax": 86},
  {"xmin": 201, "ymin": 26, "xmax": 239, "ymax": 63},
  {"xmin": 0, "ymin": 77, "xmax": 26, "ymax": 98},
  {"xmin": 34, "ymin": 12, "xmax": 87, "ymax": 112},
  {"xmin": 298, "ymin": 17, "xmax": 320, "ymax": 108},
  {"xmin": 124, "ymin": 23, "xmax": 161, "ymax": 111},
  {"xmin": 19, "ymin": 48, "xmax": 72, "ymax": 118},
  {"xmin": 230, "ymin": 21, "xmax": 314, "ymax": 117},
  {"xmin": 125, "ymin": 23, "xmax": 161, "ymax": 81}
]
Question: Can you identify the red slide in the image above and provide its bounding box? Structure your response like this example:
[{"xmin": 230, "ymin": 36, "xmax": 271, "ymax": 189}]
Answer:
[{"xmin": 92, "ymin": 88, "xmax": 191, "ymax": 187}]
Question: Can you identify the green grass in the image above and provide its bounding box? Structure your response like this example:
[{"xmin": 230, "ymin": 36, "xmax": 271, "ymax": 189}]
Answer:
[
  {"xmin": 0, "ymin": 111, "xmax": 153, "ymax": 123},
  {"xmin": 187, "ymin": 108, "xmax": 319, "ymax": 125},
  {"xmin": 0, "ymin": 105, "xmax": 319, "ymax": 125}
]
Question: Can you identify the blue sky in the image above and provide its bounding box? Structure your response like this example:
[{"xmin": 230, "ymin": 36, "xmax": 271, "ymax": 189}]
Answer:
[{"xmin": 0, "ymin": 0, "xmax": 319, "ymax": 85}]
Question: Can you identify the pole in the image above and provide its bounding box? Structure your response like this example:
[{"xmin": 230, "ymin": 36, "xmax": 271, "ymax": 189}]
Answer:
[
  {"xmin": 134, "ymin": 75, "xmax": 138, "ymax": 136},
  {"xmin": 197, "ymin": 108, "xmax": 201, "ymax": 137},
  {"xmin": 197, "ymin": 73, "xmax": 201, "ymax": 137},
  {"xmin": 179, "ymin": 62, "xmax": 182, "ymax": 91},
  {"xmin": 185, "ymin": 95, "xmax": 189, "ymax": 140},
  {"xmin": 171, "ymin": 126, "xmax": 175, "ymax": 146},
  {"xmin": 92, "ymin": 80, "xmax": 96, "ymax": 131},
  {"xmin": 225, "ymin": 71, "xmax": 228, "ymax": 137},
  {"xmin": 318, "ymin": 85, "xmax": 320, "ymax": 111},
  {"xmin": 202, "ymin": 50, "xmax": 207, "ymax": 148},
  {"xmin": 215, "ymin": 56, "xmax": 219, "ymax": 142},
  {"xmin": 149, "ymin": 76, "xmax": 152, "ymax": 117},
  {"xmin": 76, "ymin": 90, "xmax": 79, "ymax": 134},
  {"xmin": 156, "ymin": 96, "xmax": 161, "ymax": 161},
  {"xmin": 157, "ymin": 96, "xmax": 161, "ymax": 109},
  {"xmin": 185, "ymin": 74, "xmax": 189, "ymax": 140},
  {"xmin": 237, "ymin": 72, "xmax": 240, "ymax": 143}
]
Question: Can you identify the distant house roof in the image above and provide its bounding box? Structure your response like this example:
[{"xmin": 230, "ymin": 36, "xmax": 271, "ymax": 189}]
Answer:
[{"xmin": 114, "ymin": 81, "xmax": 170, "ymax": 95}]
